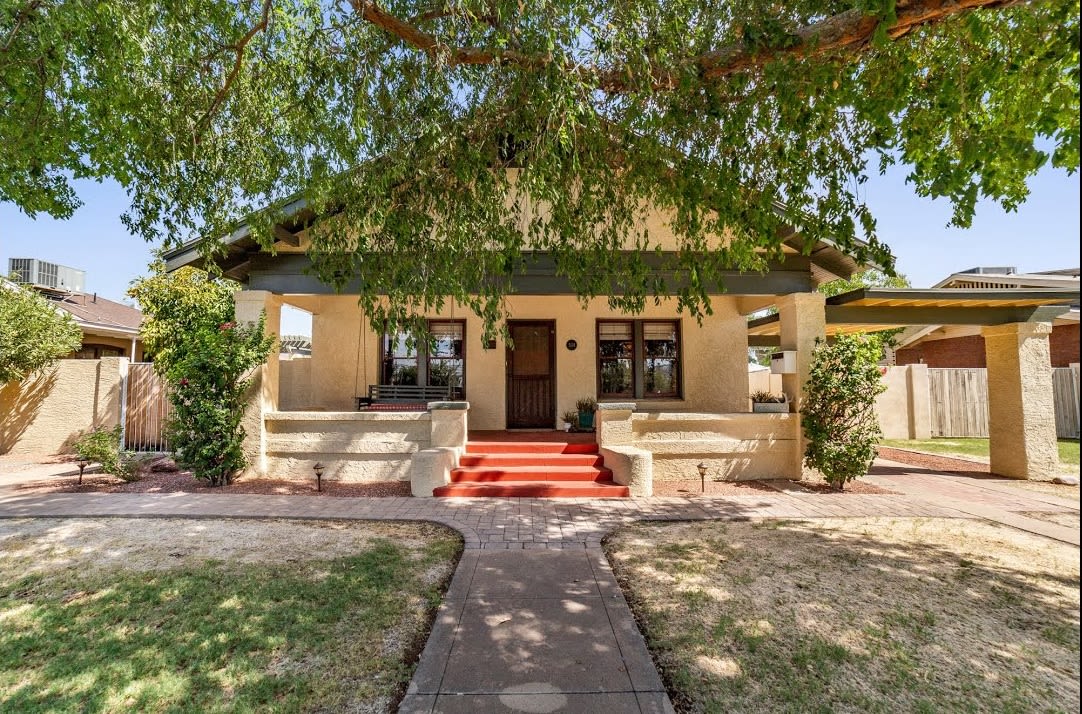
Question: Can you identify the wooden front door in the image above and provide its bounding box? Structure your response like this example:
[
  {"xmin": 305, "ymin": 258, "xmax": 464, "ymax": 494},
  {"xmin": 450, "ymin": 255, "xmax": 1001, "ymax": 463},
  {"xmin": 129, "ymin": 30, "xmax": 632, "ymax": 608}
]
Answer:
[{"xmin": 506, "ymin": 321, "xmax": 556, "ymax": 428}]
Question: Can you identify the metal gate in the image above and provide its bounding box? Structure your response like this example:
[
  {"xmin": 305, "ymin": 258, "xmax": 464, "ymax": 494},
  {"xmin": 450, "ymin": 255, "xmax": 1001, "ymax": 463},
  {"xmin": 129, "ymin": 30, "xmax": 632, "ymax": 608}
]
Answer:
[{"xmin": 123, "ymin": 362, "xmax": 172, "ymax": 451}]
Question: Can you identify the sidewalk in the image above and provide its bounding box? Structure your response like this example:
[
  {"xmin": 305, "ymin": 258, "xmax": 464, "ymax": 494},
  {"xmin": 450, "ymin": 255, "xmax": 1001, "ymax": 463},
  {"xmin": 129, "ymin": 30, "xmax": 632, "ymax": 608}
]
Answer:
[{"xmin": 1, "ymin": 461, "xmax": 1077, "ymax": 714}]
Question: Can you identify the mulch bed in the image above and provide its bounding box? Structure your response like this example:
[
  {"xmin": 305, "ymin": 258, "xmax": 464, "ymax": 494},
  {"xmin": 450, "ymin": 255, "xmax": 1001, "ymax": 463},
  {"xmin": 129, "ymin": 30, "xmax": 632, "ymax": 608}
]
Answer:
[
  {"xmin": 651, "ymin": 479, "xmax": 781, "ymax": 497},
  {"xmin": 13, "ymin": 468, "xmax": 411, "ymax": 498},
  {"xmin": 876, "ymin": 445, "xmax": 994, "ymax": 477},
  {"xmin": 782, "ymin": 479, "xmax": 898, "ymax": 495}
]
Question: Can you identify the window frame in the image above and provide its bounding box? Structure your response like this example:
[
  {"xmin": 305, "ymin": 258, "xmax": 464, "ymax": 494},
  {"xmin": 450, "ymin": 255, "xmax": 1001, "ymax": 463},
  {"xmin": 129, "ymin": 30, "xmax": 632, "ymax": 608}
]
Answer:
[
  {"xmin": 379, "ymin": 319, "xmax": 466, "ymax": 397},
  {"xmin": 595, "ymin": 319, "xmax": 682, "ymax": 400}
]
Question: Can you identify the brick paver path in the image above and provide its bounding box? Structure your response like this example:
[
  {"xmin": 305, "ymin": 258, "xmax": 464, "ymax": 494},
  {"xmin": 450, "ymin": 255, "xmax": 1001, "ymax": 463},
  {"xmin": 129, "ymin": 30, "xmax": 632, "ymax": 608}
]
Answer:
[{"xmin": 1, "ymin": 459, "xmax": 1077, "ymax": 713}]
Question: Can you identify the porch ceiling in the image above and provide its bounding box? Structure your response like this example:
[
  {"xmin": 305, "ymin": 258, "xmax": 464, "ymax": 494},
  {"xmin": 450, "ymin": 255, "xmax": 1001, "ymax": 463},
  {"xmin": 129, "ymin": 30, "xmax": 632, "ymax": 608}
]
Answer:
[{"xmin": 747, "ymin": 287, "xmax": 1081, "ymax": 343}]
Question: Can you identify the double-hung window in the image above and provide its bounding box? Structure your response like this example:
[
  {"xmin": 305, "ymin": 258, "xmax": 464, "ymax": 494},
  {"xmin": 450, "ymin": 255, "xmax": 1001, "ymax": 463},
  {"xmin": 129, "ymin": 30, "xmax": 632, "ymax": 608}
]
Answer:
[
  {"xmin": 597, "ymin": 320, "xmax": 681, "ymax": 400},
  {"xmin": 380, "ymin": 320, "xmax": 465, "ymax": 397}
]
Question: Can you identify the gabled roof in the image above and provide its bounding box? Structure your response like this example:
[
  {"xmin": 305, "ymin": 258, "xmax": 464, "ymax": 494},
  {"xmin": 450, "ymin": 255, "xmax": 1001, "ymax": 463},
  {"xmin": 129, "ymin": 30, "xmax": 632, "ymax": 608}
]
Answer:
[{"xmin": 39, "ymin": 287, "xmax": 143, "ymax": 337}]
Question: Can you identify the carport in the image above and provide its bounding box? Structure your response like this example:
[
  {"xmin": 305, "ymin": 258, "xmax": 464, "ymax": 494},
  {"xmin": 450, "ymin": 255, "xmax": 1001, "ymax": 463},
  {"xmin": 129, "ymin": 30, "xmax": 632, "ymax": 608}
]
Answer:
[{"xmin": 747, "ymin": 288, "xmax": 1080, "ymax": 480}]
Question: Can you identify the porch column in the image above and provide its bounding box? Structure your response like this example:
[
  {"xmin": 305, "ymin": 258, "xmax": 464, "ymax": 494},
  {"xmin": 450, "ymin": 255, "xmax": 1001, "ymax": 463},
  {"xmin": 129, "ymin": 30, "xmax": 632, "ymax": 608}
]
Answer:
[
  {"xmin": 235, "ymin": 290, "xmax": 282, "ymax": 477},
  {"xmin": 982, "ymin": 322, "xmax": 1058, "ymax": 479},
  {"xmin": 776, "ymin": 292, "xmax": 826, "ymax": 479}
]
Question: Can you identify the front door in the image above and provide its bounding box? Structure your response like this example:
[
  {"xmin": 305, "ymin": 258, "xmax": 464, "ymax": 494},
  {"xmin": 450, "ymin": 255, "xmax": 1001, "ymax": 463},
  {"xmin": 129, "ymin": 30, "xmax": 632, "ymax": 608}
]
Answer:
[{"xmin": 506, "ymin": 321, "xmax": 556, "ymax": 428}]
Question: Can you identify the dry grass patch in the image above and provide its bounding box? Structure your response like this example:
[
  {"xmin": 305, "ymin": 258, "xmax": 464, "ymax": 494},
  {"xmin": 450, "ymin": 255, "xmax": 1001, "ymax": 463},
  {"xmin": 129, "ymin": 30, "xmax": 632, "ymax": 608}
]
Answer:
[
  {"xmin": 0, "ymin": 518, "xmax": 461, "ymax": 713},
  {"xmin": 606, "ymin": 518, "xmax": 1080, "ymax": 713},
  {"xmin": 997, "ymin": 480, "xmax": 1081, "ymax": 504}
]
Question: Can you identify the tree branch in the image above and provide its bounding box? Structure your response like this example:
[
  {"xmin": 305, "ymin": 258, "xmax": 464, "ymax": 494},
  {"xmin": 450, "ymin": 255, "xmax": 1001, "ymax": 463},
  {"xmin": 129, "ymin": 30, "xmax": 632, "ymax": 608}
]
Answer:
[
  {"xmin": 196, "ymin": 0, "xmax": 273, "ymax": 132},
  {"xmin": 351, "ymin": 0, "xmax": 1024, "ymax": 92}
]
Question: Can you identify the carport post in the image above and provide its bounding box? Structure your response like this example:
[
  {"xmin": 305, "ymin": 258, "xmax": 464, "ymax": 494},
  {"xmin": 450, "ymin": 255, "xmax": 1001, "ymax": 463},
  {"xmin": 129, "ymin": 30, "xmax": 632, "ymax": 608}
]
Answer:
[{"xmin": 981, "ymin": 321, "xmax": 1058, "ymax": 479}]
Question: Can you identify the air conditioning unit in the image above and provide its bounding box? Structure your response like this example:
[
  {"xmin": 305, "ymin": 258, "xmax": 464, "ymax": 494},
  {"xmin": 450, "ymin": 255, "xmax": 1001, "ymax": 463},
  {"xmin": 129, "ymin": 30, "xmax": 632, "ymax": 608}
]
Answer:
[{"xmin": 7, "ymin": 258, "xmax": 85, "ymax": 292}]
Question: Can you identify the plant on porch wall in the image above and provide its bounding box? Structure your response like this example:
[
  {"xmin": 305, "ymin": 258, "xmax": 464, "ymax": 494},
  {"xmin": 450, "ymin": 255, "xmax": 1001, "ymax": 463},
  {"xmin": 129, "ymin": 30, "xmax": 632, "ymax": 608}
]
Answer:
[
  {"xmin": 801, "ymin": 335, "xmax": 886, "ymax": 491},
  {"xmin": 129, "ymin": 267, "xmax": 274, "ymax": 486}
]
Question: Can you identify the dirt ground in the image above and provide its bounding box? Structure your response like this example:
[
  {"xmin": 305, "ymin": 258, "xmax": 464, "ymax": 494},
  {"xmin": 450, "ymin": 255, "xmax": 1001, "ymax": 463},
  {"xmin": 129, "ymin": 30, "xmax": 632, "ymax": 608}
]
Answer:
[
  {"xmin": 607, "ymin": 517, "xmax": 1080, "ymax": 713},
  {"xmin": 9, "ymin": 468, "xmax": 411, "ymax": 497}
]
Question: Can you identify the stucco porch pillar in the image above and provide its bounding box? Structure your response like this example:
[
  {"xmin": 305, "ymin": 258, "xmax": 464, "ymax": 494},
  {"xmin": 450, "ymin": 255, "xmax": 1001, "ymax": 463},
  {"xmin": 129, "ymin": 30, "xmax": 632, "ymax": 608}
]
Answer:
[
  {"xmin": 235, "ymin": 290, "xmax": 282, "ymax": 477},
  {"xmin": 981, "ymin": 321, "xmax": 1058, "ymax": 479},
  {"xmin": 776, "ymin": 292, "xmax": 826, "ymax": 479}
]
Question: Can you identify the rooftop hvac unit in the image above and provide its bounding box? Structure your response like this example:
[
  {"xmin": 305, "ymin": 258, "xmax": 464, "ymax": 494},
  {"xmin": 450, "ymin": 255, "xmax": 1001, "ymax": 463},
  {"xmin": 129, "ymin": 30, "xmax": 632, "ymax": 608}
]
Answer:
[{"xmin": 7, "ymin": 258, "xmax": 86, "ymax": 292}]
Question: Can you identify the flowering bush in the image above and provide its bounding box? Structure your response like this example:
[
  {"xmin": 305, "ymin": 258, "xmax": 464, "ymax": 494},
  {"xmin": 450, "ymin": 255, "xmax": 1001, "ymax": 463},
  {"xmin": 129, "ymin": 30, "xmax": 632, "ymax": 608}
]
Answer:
[
  {"xmin": 162, "ymin": 319, "xmax": 273, "ymax": 486},
  {"xmin": 129, "ymin": 267, "xmax": 274, "ymax": 486},
  {"xmin": 801, "ymin": 335, "xmax": 886, "ymax": 491}
]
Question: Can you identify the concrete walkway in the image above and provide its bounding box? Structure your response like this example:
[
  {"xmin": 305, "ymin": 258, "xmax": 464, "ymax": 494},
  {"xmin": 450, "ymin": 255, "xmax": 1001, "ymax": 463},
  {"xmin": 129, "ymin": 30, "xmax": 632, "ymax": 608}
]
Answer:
[{"xmin": 1, "ymin": 460, "xmax": 1077, "ymax": 713}]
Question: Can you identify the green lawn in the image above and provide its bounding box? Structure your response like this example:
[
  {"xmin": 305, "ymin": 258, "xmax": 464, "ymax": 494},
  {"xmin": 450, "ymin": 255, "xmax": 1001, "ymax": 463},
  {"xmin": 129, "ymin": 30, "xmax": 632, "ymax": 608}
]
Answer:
[
  {"xmin": 607, "ymin": 518, "xmax": 1080, "ymax": 713},
  {"xmin": 880, "ymin": 437, "xmax": 1080, "ymax": 466},
  {"xmin": 0, "ymin": 518, "xmax": 461, "ymax": 713}
]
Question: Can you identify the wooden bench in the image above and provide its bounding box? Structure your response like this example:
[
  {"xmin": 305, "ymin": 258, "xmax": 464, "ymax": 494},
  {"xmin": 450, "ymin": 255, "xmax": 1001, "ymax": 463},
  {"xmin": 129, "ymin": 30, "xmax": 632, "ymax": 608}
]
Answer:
[{"xmin": 355, "ymin": 384, "xmax": 460, "ymax": 411}]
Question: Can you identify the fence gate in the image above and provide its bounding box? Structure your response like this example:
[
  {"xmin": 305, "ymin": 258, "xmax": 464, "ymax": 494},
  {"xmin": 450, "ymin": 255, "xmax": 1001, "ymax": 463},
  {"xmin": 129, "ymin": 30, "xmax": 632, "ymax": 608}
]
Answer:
[
  {"xmin": 929, "ymin": 368, "xmax": 989, "ymax": 437},
  {"xmin": 123, "ymin": 362, "xmax": 172, "ymax": 451},
  {"xmin": 1053, "ymin": 366, "xmax": 1081, "ymax": 439}
]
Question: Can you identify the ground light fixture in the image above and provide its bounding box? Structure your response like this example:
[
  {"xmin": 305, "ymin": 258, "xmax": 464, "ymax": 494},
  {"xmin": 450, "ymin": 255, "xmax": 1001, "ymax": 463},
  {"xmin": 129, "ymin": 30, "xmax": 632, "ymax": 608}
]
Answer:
[
  {"xmin": 313, "ymin": 462, "xmax": 326, "ymax": 492},
  {"xmin": 697, "ymin": 462, "xmax": 708, "ymax": 493},
  {"xmin": 77, "ymin": 458, "xmax": 89, "ymax": 485}
]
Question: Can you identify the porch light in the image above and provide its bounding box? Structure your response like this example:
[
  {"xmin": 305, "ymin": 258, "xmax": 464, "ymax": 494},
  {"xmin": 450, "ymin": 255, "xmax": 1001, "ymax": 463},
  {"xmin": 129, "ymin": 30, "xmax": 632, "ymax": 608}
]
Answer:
[
  {"xmin": 697, "ymin": 462, "xmax": 708, "ymax": 493},
  {"xmin": 313, "ymin": 462, "xmax": 326, "ymax": 492},
  {"xmin": 77, "ymin": 458, "xmax": 89, "ymax": 485}
]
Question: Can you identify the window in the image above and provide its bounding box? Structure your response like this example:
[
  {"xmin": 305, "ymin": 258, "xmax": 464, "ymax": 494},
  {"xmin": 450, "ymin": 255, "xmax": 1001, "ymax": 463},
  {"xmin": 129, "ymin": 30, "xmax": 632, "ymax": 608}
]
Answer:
[
  {"xmin": 597, "ymin": 320, "xmax": 681, "ymax": 399},
  {"xmin": 73, "ymin": 344, "xmax": 125, "ymax": 360},
  {"xmin": 380, "ymin": 320, "xmax": 465, "ymax": 396}
]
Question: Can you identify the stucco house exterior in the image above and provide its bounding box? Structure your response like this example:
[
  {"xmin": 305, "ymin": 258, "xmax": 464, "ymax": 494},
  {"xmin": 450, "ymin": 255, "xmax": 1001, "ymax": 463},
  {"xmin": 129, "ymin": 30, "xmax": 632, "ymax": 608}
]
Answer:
[
  {"xmin": 894, "ymin": 267, "xmax": 1079, "ymax": 368},
  {"xmin": 164, "ymin": 202, "xmax": 1074, "ymax": 493}
]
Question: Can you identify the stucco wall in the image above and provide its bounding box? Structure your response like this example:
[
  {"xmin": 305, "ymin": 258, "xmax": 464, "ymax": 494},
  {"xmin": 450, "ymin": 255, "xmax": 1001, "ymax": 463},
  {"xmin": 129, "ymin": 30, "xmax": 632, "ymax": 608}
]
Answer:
[
  {"xmin": 299, "ymin": 295, "xmax": 750, "ymax": 429},
  {"xmin": 279, "ymin": 356, "xmax": 312, "ymax": 410},
  {"xmin": 875, "ymin": 364, "xmax": 932, "ymax": 440},
  {"xmin": 0, "ymin": 357, "xmax": 126, "ymax": 455}
]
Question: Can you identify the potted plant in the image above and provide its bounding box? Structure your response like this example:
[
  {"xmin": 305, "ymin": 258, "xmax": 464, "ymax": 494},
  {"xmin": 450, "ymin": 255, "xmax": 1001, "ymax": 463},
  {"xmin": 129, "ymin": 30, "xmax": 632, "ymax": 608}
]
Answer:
[
  {"xmin": 576, "ymin": 397, "xmax": 597, "ymax": 430},
  {"xmin": 751, "ymin": 390, "xmax": 789, "ymax": 413},
  {"xmin": 561, "ymin": 410, "xmax": 579, "ymax": 432}
]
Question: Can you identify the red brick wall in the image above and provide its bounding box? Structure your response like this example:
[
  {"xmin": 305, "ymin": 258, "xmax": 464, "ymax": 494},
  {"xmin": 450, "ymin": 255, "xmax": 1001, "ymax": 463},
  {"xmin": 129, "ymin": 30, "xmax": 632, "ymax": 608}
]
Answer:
[
  {"xmin": 1050, "ymin": 323, "xmax": 1080, "ymax": 367},
  {"xmin": 896, "ymin": 324, "xmax": 1080, "ymax": 368}
]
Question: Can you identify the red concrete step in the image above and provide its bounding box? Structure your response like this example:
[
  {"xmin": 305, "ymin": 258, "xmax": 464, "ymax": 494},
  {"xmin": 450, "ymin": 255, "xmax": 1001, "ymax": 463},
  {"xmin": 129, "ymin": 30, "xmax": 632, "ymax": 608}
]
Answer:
[
  {"xmin": 433, "ymin": 480, "xmax": 630, "ymax": 498},
  {"xmin": 450, "ymin": 465, "xmax": 613, "ymax": 483},
  {"xmin": 459, "ymin": 453, "xmax": 604, "ymax": 468},
  {"xmin": 466, "ymin": 441, "xmax": 598, "ymax": 455}
]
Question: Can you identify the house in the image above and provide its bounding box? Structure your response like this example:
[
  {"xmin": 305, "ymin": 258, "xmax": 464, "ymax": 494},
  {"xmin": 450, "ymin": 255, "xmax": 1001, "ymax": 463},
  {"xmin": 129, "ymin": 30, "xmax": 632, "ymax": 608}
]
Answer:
[
  {"xmin": 7, "ymin": 258, "xmax": 144, "ymax": 360},
  {"xmin": 163, "ymin": 201, "xmax": 1076, "ymax": 492},
  {"xmin": 894, "ymin": 267, "xmax": 1080, "ymax": 368}
]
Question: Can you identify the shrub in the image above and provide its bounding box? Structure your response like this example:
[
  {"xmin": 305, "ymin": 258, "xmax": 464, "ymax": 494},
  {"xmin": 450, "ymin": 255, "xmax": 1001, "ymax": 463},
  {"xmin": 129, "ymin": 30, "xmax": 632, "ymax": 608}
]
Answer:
[
  {"xmin": 163, "ymin": 320, "xmax": 274, "ymax": 486},
  {"xmin": 801, "ymin": 335, "xmax": 886, "ymax": 491},
  {"xmin": 576, "ymin": 397, "xmax": 597, "ymax": 412},
  {"xmin": 72, "ymin": 426, "xmax": 140, "ymax": 482}
]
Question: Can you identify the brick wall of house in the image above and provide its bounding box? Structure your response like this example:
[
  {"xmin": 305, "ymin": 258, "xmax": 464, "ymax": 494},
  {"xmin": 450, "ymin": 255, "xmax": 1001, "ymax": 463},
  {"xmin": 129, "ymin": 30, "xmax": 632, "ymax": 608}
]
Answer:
[
  {"xmin": 896, "ymin": 323, "xmax": 1079, "ymax": 368},
  {"xmin": 1050, "ymin": 323, "xmax": 1080, "ymax": 367}
]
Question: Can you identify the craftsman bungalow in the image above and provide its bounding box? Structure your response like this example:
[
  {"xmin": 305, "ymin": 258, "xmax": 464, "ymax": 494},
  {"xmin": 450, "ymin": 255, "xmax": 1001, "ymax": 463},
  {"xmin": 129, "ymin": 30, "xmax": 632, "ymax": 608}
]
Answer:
[{"xmin": 164, "ymin": 198, "xmax": 1076, "ymax": 496}]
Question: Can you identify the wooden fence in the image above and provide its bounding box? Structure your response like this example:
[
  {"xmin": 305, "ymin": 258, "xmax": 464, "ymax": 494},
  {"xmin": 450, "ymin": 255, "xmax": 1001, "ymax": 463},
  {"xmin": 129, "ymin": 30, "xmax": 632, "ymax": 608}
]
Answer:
[
  {"xmin": 929, "ymin": 367, "xmax": 1080, "ymax": 439},
  {"xmin": 123, "ymin": 363, "xmax": 172, "ymax": 451}
]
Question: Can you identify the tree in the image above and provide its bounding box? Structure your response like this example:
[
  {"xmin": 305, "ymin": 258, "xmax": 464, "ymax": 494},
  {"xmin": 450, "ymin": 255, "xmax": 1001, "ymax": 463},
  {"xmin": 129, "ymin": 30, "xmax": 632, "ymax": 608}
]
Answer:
[
  {"xmin": 129, "ymin": 267, "xmax": 274, "ymax": 485},
  {"xmin": 0, "ymin": 281, "xmax": 82, "ymax": 383},
  {"xmin": 819, "ymin": 270, "xmax": 911, "ymax": 299},
  {"xmin": 801, "ymin": 335, "xmax": 887, "ymax": 490},
  {"xmin": 2, "ymin": 1, "xmax": 1078, "ymax": 336}
]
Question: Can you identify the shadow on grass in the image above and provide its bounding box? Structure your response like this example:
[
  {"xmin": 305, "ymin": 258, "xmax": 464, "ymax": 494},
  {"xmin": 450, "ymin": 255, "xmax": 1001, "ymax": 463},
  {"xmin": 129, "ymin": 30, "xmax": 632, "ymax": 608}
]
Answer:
[
  {"xmin": 605, "ymin": 518, "xmax": 1080, "ymax": 713},
  {"xmin": 0, "ymin": 526, "xmax": 462, "ymax": 713}
]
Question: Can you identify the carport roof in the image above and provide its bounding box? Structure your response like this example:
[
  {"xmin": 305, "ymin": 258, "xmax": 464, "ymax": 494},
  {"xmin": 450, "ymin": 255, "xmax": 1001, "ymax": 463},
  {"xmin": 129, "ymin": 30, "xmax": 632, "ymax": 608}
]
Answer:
[{"xmin": 747, "ymin": 287, "xmax": 1081, "ymax": 341}]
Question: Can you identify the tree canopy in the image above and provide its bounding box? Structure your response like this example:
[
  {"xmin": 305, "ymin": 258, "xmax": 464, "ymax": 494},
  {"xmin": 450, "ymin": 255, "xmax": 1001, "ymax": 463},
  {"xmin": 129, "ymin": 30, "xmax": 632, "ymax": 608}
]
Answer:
[
  {"xmin": 0, "ymin": 281, "xmax": 82, "ymax": 383},
  {"xmin": 2, "ymin": 0, "xmax": 1078, "ymax": 334}
]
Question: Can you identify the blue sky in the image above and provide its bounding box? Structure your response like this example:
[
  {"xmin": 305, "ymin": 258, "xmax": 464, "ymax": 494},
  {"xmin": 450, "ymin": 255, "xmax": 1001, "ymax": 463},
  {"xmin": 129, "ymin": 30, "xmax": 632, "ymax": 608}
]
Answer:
[{"xmin": 2, "ymin": 161, "xmax": 1078, "ymax": 335}]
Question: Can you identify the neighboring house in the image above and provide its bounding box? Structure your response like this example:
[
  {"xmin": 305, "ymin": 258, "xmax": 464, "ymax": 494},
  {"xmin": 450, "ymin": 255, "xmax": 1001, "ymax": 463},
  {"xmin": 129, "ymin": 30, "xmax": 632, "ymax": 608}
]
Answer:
[
  {"xmin": 8, "ymin": 258, "xmax": 144, "ymax": 360},
  {"xmin": 894, "ymin": 267, "xmax": 1080, "ymax": 368}
]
